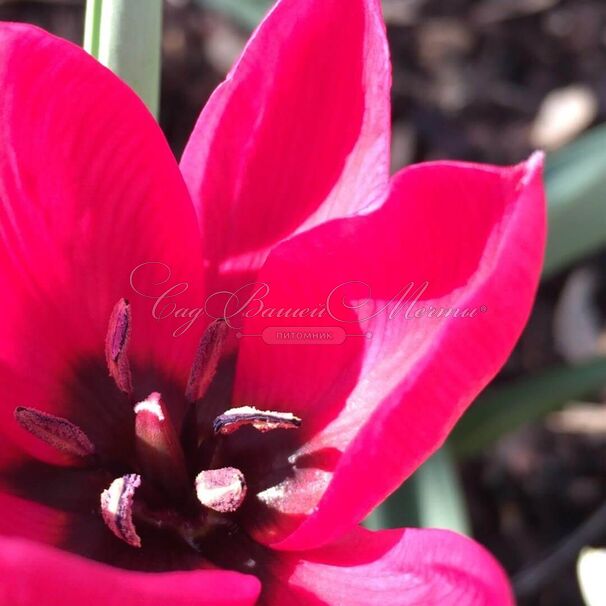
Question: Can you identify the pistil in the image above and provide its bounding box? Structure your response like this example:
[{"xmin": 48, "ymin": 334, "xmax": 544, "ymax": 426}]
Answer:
[{"xmin": 134, "ymin": 392, "xmax": 190, "ymax": 499}]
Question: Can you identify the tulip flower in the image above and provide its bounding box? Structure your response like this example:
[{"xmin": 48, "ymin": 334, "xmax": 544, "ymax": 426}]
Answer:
[{"xmin": 0, "ymin": 0, "xmax": 545, "ymax": 604}]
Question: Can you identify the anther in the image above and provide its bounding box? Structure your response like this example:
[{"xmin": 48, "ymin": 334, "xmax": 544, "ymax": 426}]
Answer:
[
  {"xmin": 100, "ymin": 474, "xmax": 142, "ymax": 548},
  {"xmin": 213, "ymin": 406, "xmax": 302, "ymax": 435},
  {"xmin": 195, "ymin": 467, "xmax": 247, "ymax": 513},
  {"xmin": 14, "ymin": 406, "xmax": 96, "ymax": 458},
  {"xmin": 105, "ymin": 298, "xmax": 133, "ymax": 394},
  {"xmin": 134, "ymin": 392, "xmax": 189, "ymax": 497},
  {"xmin": 185, "ymin": 319, "xmax": 228, "ymax": 402}
]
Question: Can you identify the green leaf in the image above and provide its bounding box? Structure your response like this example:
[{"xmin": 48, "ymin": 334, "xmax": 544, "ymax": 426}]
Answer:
[
  {"xmin": 363, "ymin": 478, "xmax": 420, "ymax": 531},
  {"xmin": 450, "ymin": 356, "xmax": 606, "ymax": 458},
  {"xmin": 544, "ymin": 124, "xmax": 606, "ymax": 278},
  {"xmin": 84, "ymin": 0, "xmax": 162, "ymax": 118},
  {"xmin": 196, "ymin": 0, "xmax": 271, "ymax": 30},
  {"xmin": 366, "ymin": 358, "xmax": 606, "ymax": 530},
  {"xmin": 364, "ymin": 446, "xmax": 470, "ymax": 535},
  {"xmin": 412, "ymin": 446, "xmax": 471, "ymax": 533}
]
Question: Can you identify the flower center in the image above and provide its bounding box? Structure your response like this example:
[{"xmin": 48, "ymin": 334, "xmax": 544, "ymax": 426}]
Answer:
[{"xmin": 13, "ymin": 299, "xmax": 301, "ymax": 551}]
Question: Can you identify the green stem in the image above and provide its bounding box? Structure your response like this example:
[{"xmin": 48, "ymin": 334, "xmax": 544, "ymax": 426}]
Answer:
[
  {"xmin": 83, "ymin": 0, "xmax": 162, "ymax": 119},
  {"xmin": 83, "ymin": 0, "xmax": 103, "ymax": 57}
]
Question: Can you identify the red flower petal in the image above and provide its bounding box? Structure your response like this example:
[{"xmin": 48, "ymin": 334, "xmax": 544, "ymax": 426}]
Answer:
[
  {"xmin": 0, "ymin": 493, "xmax": 67, "ymax": 546},
  {"xmin": 0, "ymin": 437, "xmax": 110, "ymax": 547},
  {"xmin": 264, "ymin": 526, "xmax": 513, "ymax": 605},
  {"xmin": 180, "ymin": 0, "xmax": 390, "ymax": 295},
  {"xmin": 232, "ymin": 155, "xmax": 545, "ymax": 548},
  {"xmin": 0, "ymin": 23, "xmax": 205, "ymax": 456},
  {"xmin": 0, "ymin": 536, "xmax": 261, "ymax": 605}
]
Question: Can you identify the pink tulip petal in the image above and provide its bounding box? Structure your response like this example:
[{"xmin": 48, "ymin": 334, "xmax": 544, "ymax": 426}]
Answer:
[
  {"xmin": 263, "ymin": 526, "xmax": 513, "ymax": 605},
  {"xmin": 0, "ymin": 439, "xmax": 67, "ymax": 545},
  {"xmin": 232, "ymin": 155, "xmax": 545, "ymax": 548},
  {"xmin": 0, "ymin": 493, "xmax": 68, "ymax": 546},
  {"xmin": 180, "ymin": 0, "xmax": 390, "ymax": 296},
  {"xmin": 0, "ymin": 23, "xmax": 205, "ymax": 457},
  {"xmin": 0, "ymin": 536, "xmax": 261, "ymax": 605},
  {"xmin": 0, "ymin": 437, "xmax": 115, "ymax": 549}
]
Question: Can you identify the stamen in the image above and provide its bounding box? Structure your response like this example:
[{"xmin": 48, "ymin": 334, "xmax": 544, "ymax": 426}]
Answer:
[
  {"xmin": 195, "ymin": 467, "xmax": 247, "ymax": 513},
  {"xmin": 14, "ymin": 406, "xmax": 95, "ymax": 458},
  {"xmin": 100, "ymin": 474, "xmax": 142, "ymax": 548},
  {"xmin": 105, "ymin": 298, "xmax": 133, "ymax": 394},
  {"xmin": 185, "ymin": 319, "xmax": 228, "ymax": 402},
  {"xmin": 134, "ymin": 392, "xmax": 189, "ymax": 497},
  {"xmin": 213, "ymin": 406, "xmax": 302, "ymax": 435}
]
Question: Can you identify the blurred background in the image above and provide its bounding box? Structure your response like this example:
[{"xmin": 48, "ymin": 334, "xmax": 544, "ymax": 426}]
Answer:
[{"xmin": 1, "ymin": 0, "xmax": 606, "ymax": 604}]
